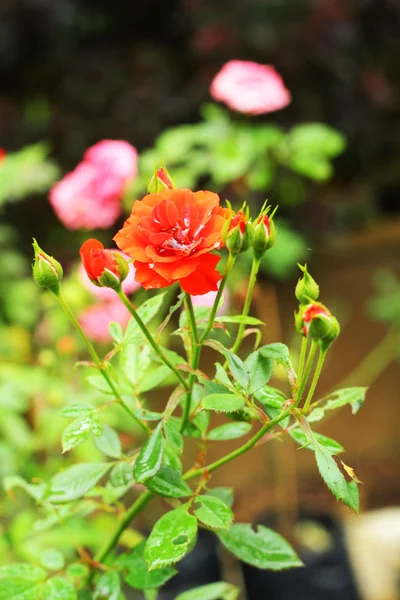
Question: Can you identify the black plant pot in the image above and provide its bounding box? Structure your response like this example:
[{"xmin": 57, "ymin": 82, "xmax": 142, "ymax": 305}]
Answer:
[{"xmin": 242, "ymin": 512, "xmax": 361, "ymax": 600}]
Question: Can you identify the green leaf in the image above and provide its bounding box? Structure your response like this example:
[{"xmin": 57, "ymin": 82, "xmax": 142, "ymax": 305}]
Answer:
[
  {"xmin": 214, "ymin": 363, "xmax": 232, "ymax": 388},
  {"xmin": 47, "ymin": 463, "xmax": 111, "ymax": 503},
  {"xmin": 175, "ymin": 582, "xmax": 240, "ymax": 600},
  {"xmin": 93, "ymin": 572, "xmax": 120, "ymax": 600},
  {"xmin": 288, "ymin": 123, "xmax": 346, "ymax": 157},
  {"xmin": 289, "ymin": 429, "xmax": 344, "ymax": 454},
  {"xmin": 163, "ymin": 442, "xmax": 183, "ymax": 472},
  {"xmin": 94, "ymin": 425, "xmax": 122, "ymax": 459},
  {"xmin": 0, "ymin": 564, "xmax": 47, "ymax": 600},
  {"xmin": 110, "ymin": 463, "xmax": 133, "ymax": 488},
  {"xmin": 146, "ymin": 466, "xmax": 192, "ymax": 498},
  {"xmin": 258, "ymin": 343, "xmax": 293, "ymax": 371},
  {"xmin": 314, "ymin": 444, "xmax": 359, "ymax": 512},
  {"xmin": 224, "ymin": 351, "xmax": 249, "ymax": 390},
  {"xmin": 40, "ymin": 549, "xmax": 65, "ymax": 571},
  {"xmin": 255, "ymin": 386, "xmax": 287, "ymax": 410},
  {"xmin": 109, "ymin": 322, "xmax": 124, "ymax": 343},
  {"xmin": 244, "ymin": 351, "xmax": 273, "ymax": 394},
  {"xmin": 208, "ymin": 422, "xmax": 252, "ymax": 441},
  {"xmin": 202, "ymin": 394, "xmax": 245, "ymax": 413},
  {"xmin": 206, "ymin": 487, "xmax": 234, "ymax": 508},
  {"xmin": 134, "ymin": 422, "xmax": 164, "ymax": 483},
  {"xmin": 62, "ymin": 412, "xmax": 101, "ymax": 453},
  {"xmin": 4, "ymin": 475, "xmax": 46, "ymax": 501},
  {"xmin": 124, "ymin": 292, "xmax": 167, "ymax": 343},
  {"xmin": 194, "ymin": 495, "xmax": 234, "ymax": 530},
  {"xmin": 309, "ymin": 387, "xmax": 367, "ymax": 422},
  {"xmin": 42, "ymin": 577, "xmax": 77, "ymax": 600},
  {"xmin": 136, "ymin": 366, "xmax": 170, "ymax": 394},
  {"xmin": 60, "ymin": 404, "xmax": 93, "ymax": 418},
  {"xmin": 65, "ymin": 563, "xmax": 89, "ymax": 590},
  {"xmin": 132, "ymin": 408, "xmax": 163, "ymax": 421},
  {"xmin": 163, "ymin": 420, "xmax": 183, "ymax": 453},
  {"xmin": 116, "ymin": 540, "xmax": 177, "ymax": 590},
  {"xmin": 218, "ymin": 524, "xmax": 302, "ymax": 570},
  {"xmin": 216, "ymin": 316, "xmax": 263, "ymax": 325},
  {"xmin": 144, "ymin": 504, "xmax": 198, "ymax": 569}
]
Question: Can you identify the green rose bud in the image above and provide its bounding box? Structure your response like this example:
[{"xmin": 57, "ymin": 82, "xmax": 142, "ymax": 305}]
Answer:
[
  {"xmin": 252, "ymin": 207, "xmax": 277, "ymax": 259},
  {"xmin": 32, "ymin": 239, "xmax": 63, "ymax": 294},
  {"xmin": 295, "ymin": 302, "xmax": 340, "ymax": 347},
  {"xmin": 295, "ymin": 264, "xmax": 319, "ymax": 304},
  {"xmin": 224, "ymin": 211, "xmax": 252, "ymax": 255}
]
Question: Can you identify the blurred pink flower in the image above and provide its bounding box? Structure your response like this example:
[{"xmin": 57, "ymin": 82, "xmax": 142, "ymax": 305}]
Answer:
[
  {"xmin": 79, "ymin": 300, "xmax": 131, "ymax": 342},
  {"xmin": 49, "ymin": 140, "xmax": 138, "ymax": 230},
  {"xmin": 191, "ymin": 286, "xmax": 229, "ymax": 316},
  {"xmin": 84, "ymin": 140, "xmax": 138, "ymax": 181},
  {"xmin": 79, "ymin": 250, "xmax": 140, "ymax": 301},
  {"xmin": 210, "ymin": 60, "xmax": 291, "ymax": 115}
]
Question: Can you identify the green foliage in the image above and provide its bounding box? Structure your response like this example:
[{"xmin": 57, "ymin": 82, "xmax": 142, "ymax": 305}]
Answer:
[
  {"xmin": 116, "ymin": 541, "xmax": 177, "ymax": 590},
  {"xmin": 208, "ymin": 422, "xmax": 252, "ymax": 441},
  {"xmin": 175, "ymin": 582, "xmax": 240, "ymax": 600},
  {"xmin": 202, "ymin": 394, "xmax": 245, "ymax": 413},
  {"xmin": 308, "ymin": 387, "xmax": 367, "ymax": 422},
  {"xmin": 193, "ymin": 495, "xmax": 234, "ymax": 529},
  {"xmin": 144, "ymin": 504, "xmax": 198, "ymax": 569},
  {"xmin": 218, "ymin": 524, "xmax": 303, "ymax": 570},
  {"xmin": 46, "ymin": 463, "xmax": 111, "ymax": 503},
  {"xmin": 93, "ymin": 572, "xmax": 120, "ymax": 600},
  {"xmin": 134, "ymin": 423, "xmax": 164, "ymax": 483},
  {"xmin": 146, "ymin": 466, "xmax": 192, "ymax": 498}
]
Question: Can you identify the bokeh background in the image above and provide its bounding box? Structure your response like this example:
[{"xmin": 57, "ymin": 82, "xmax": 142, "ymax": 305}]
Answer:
[{"xmin": 1, "ymin": 1, "xmax": 400, "ymax": 599}]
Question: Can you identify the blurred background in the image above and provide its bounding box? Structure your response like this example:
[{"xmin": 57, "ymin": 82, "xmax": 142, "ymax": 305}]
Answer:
[{"xmin": 1, "ymin": 0, "xmax": 400, "ymax": 599}]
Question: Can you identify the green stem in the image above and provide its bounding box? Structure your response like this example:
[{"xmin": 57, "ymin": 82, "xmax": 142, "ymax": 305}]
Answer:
[
  {"xmin": 180, "ymin": 293, "xmax": 201, "ymax": 433},
  {"xmin": 302, "ymin": 347, "xmax": 327, "ymax": 413},
  {"xmin": 95, "ymin": 490, "xmax": 153, "ymax": 563},
  {"xmin": 230, "ymin": 256, "xmax": 261, "ymax": 354},
  {"xmin": 294, "ymin": 339, "xmax": 318, "ymax": 407},
  {"xmin": 56, "ymin": 292, "xmax": 149, "ymax": 434},
  {"xmin": 297, "ymin": 336, "xmax": 308, "ymax": 386},
  {"xmin": 116, "ymin": 288, "xmax": 189, "ymax": 391},
  {"xmin": 199, "ymin": 253, "xmax": 236, "ymax": 344},
  {"xmin": 96, "ymin": 405, "xmax": 292, "ymax": 563}
]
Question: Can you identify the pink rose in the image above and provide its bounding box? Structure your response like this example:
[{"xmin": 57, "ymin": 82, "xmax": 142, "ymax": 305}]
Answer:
[
  {"xmin": 79, "ymin": 301, "xmax": 131, "ymax": 342},
  {"xmin": 210, "ymin": 60, "xmax": 291, "ymax": 115},
  {"xmin": 79, "ymin": 250, "xmax": 140, "ymax": 302},
  {"xmin": 49, "ymin": 140, "xmax": 138, "ymax": 230}
]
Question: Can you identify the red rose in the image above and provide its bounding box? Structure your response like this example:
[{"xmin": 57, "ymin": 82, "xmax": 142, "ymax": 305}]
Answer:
[
  {"xmin": 80, "ymin": 239, "xmax": 126, "ymax": 288},
  {"xmin": 114, "ymin": 188, "xmax": 232, "ymax": 295}
]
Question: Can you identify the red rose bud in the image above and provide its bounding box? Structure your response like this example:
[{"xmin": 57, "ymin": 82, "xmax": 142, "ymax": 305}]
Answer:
[
  {"xmin": 252, "ymin": 208, "xmax": 277, "ymax": 258},
  {"xmin": 0, "ymin": 149, "xmax": 6, "ymax": 164},
  {"xmin": 148, "ymin": 165, "xmax": 175, "ymax": 193},
  {"xmin": 295, "ymin": 302, "xmax": 339, "ymax": 345},
  {"xmin": 80, "ymin": 239, "xmax": 128, "ymax": 289},
  {"xmin": 295, "ymin": 264, "xmax": 319, "ymax": 304},
  {"xmin": 224, "ymin": 210, "xmax": 252, "ymax": 254},
  {"xmin": 32, "ymin": 238, "xmax": 63, "ymax": 293}
]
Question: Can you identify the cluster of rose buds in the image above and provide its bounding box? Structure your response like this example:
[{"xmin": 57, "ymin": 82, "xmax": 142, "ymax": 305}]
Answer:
[{"xmin": 223, "ymin": 203, "xmax": 277, "ymax": 258}]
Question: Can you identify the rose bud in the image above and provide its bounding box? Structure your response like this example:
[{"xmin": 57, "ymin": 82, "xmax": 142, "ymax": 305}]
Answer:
[
  {"xmin": 32, "ymin": 239, "xmax": 63, "ymax": 293},
  {"xmin": 80, "ymin": 239, "xmax": 128, "ymax": 289},
  {"xmin": 224, "ymin": 210, "xmax": 252, "ymax": 255},
  {"xmin": 148, "ymin": 166, "xmax": 175, "ymax": 193},
  {"xmin": 295, "ymin": 302, "xmax": 340, "ymax": 345},
  {"xmin": 295, "ymin": 264, "xmax": 319, "ymax": 304},
  {"xmin": 252, "ymin": 207, "xmax": 277, "ymax": 258}
]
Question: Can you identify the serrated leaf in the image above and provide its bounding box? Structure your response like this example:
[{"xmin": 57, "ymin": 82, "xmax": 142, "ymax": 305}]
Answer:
[
  {"xmin": 214, "ymin": 363, "xmax": 232, "ymax": 387},
  {"xmin": 134, "ymin": 422, "xmax": 164, "ymax": 483},
  {"xmin": 60, "ymin": 404, "xmax": 94, "ymax": 418},
  {"xmin": 62, "ymin": 412, "xmax": 101, "ymax": 453},
  {"xmin": 146, "ymin": 465, "xmax": 192, "ymax": 498},
  {"xmin": 255, "ymin": 386, "xmax": 287, "ymax": 410},
  {"xmin": 202, "ymin": 394, "xmax": 245, "ymax": 413},
  {"xmin": 175, "ymin": 582, "xmax": 240, "ymax": 600},
  {"xmin": 244, "ymin": 351, "xmax": 273, "ymax": 394},
  {"xmin": 208, "ymin": 422, "xmax": 252, "ymax": 441},
  {"xmin": 309, "ymin": 387, "xmax": 367, "ymax": 422},
  {"xmin": 110, "ymin": 463, "xmax": 133, "ymax": 487},
  {"xmin": 194, "ymin": 495, "xmax": 234, "ymax": 529},
  {"xmin": 40, "ymin": 549, "xmax": 65, "ymax": 571},
  {"xmin": 258, "ymin": 343, "xmax": 293, "ymax": 370},
  {"xmin": 314, "ymin": 443, "xmax": 359, "ymax": 512},
  {"xmin": 0, "ymin": 564, "xmax": 47, "ymax": 600},
  {"xmin": 124, "ymin": 292, "xmax": 167, "ymax": 343},
  {"xmin": 116, "ymin": 540, "xmax": 177, "ymax": 590},
  {"xmin": 206, "ymin": 487, "xmax": 234, "ymax": 508},
  {"xmin": 163, "ymin": 420, "xmax": 183, "ymax": 453},
  {"xmin": 93, "ymin": 571, "xmax": 120, "ymax": 600},
  {"xmin": 289, "ymin": 429, "xmax": 344, "ymax": 454},
  {"xmin": 42, "ymin": 577, "xmax": 77, "ymax": 600},
  {"xmin": 224, "ymin": 351, "xmax": 249, "ymax": 390},
  {"xmin": 144, "ymin": 504, "xmax": 198, "ymax": 569},
  {"xmin": 217, "ymin": 524, "xmax": 302, "ymax": 570},
  {"xmin": 94, "ymin": 425, "xmax": 122, "ymax": 459},
  {"xmin": 47, "ymin": 463, "xmax": 111, "ymax": 503},
  {"xmin": 163, "ymin": 442, "xmax": 183, "ymax": 472}
]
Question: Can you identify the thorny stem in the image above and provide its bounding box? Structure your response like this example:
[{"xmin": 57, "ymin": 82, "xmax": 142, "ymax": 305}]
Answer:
[
  {"xmin": 230, "ymin": 256, "xmax": 261, "ymax": 354},
  {"xmin": 96, "ymin": 405, "xmax": 293, "ymax": 564},
  {"xmin": 55, "ymin": 292, "xmax": 149, "ymax": 434},
  {"xmin": 294, "ymin": 339, "xmax": 318, "ymax": 407},
  {"xmin": 116, "ymin": 287, "xmax": 189, "ymax": 391},
  {"xmin": 180, "ymin": 294, "xmax": 200, "ymax": 432},
  {"xmin": 302, "ymin": 347, "xmax": 327, "ymax": 413}
]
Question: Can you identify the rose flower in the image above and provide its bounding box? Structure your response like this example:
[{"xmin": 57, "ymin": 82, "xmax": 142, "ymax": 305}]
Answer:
[{"xmin": 114, "ymin": 188, "xmax": 231, "ymax": 295}]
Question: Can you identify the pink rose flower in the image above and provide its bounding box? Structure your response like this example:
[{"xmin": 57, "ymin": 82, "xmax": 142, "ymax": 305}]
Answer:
[
  {"xmin": 79, "ymin": 250, "xmax": 140, "ymax": 302},
  {"xmin": 49, "ymin": 140, "xmax": 138, "ymax": 230},
  {"xmin": 79, "ymin": 301, "xmax": 131, "ymax": 342},
  {"xmin": 210, "ymin": 60, "xmax": 291, "ymax": 115}
]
